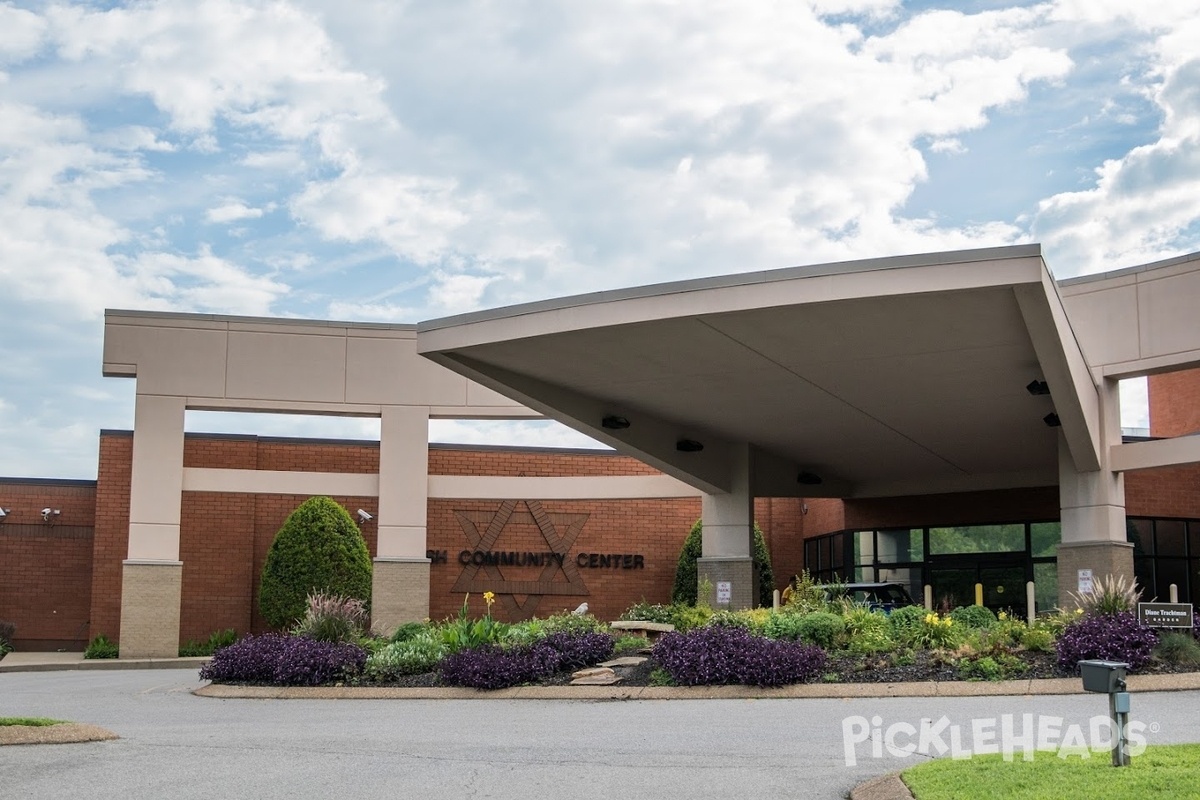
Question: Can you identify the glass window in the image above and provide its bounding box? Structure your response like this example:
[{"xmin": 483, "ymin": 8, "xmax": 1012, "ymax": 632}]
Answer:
[
  {"xmin": 876, "ymin": 528, "xmax": 923, "ymax": 562},
  {"xmin": 877, "ymin": 566, "xmax": 922, "ymax": 608},
  {"xmin": 1030, "ymin": 522, "xmax": 1060, "ymax": 557},
  {"xmin": 1128, "ymin": 519, "xmax": 1154, "ymax": 556},
  {"xmin": 805, "ymin": 539, "xmax": 819, "ymax": 573},
  {"xmin": 831, "ymin": 533, "xmax": 844, "ymax": 570},
  {"xmin": 1033, "ymin": 562, "xmax": 1057, "ymax": 614},
  {"xmin": 1189, "ymin": 522, "xmax": 1200, "ymax": 559},
  {"xmin": 1134, "ymin": 557, "xmax": 1155, "ymax": 600},
  {"xmin": 1153, "ymin": 559, "xmax": 1189, "ymax": 603},
  {"xmin": 854, "ymin": 531, "xmax": 874, "ymax": 566},
  {"xmin": 1156, "ymin": 520, "xmax": 1187, "ymax": 557},
  {"xmin": 929, "ymin": 524, "xmax": 1024, "ymax": 554}
]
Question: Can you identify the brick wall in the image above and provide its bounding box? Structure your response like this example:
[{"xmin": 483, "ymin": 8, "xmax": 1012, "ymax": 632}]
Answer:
[
  {"xmin": 1148, "ymin": 368, "xmax": 1200, "ymax": 438},
  {"xmin": 1126, "ymin": 465, "xmax": 1200, "ymax": 519},
  {"xmin": 90, "ymin": 433, "xmax": 132, "ymax": 643},
  {"xmin": 0, "ymin": 479, "xmax": 96, "ymax": 650}
]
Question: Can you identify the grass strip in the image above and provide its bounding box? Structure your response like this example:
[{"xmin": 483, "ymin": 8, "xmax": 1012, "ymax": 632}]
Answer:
[{"xmin": 904, "ymin": 743, "xmax": 1200, "ymax": 800}]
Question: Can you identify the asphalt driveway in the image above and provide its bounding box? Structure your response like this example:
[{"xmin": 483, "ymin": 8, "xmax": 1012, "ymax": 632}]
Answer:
[{"xmin": 4, "ymin": 669, "xmax": 1199, "ymax": 799}]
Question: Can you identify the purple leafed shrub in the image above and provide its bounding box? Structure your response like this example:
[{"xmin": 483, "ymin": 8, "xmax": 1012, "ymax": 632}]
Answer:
[
  {"xmin": 1055, "ymin": 611, "xmax": 1159, "ymax": 672},
  {"xmin": 540, "ymin": 631, "xmax": 614, "ymax": 669},
  {"xmin": 440, "ymin": 642, "xmax": 561, "ymax": 690},
  {"xmin": 653, "ymin": 626, "xmax": 827, "ymax": 687},
  {"xmin": 440, "ymin": 631, "xmax": 615, "ymax": 690},
  {"xmin": 199, "ymin": 633, "xmax": 367, "ymax": 686}
]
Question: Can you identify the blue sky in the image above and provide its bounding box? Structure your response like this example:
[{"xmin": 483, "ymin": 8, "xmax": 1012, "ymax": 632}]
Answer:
[{"xmin": 2, "ymin": 0, "xmax": 1199, "ymax": 479}]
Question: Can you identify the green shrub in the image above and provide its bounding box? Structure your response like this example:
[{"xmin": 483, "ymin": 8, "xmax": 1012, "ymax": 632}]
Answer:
[
  {"xmin": 179, "ymin": 628, "xmax": 238, "ymax": 657},
  {"xmin": 669, "ymin": 603, "xmax": 712, "ymax": 632},
  {"xmin": 888, "ymin": 605, "xmax": 926, "ymax": 646},
  {"xmin": 613, "ymin": 635, "xmax": 649, "ymax": 656},
  {"xmin": 1153, "ymin": 632, "xmax": 1200, "ymax": 666},
  {"xmin": 364, "ymin": 631, "xmax": 446, "ymax": 680},
  {"xmin": 540, "ymin": 612, "xmax": 607, "ymax": 636},
  {"xmin": 84, "ymin": 633, "xmax": 118, "ymax": 659},
  {"xmin": 618, "ymin": 601, "xmax": 676, "ymax": 625},
  {"xmin": 793, "ymin": 612, "xmax": 845, "ymax": 649},
  {"xmin": 949, "ymin": 605, "xmax": 998, "ymax": 630},
  {"xmin": 1018, "ymin": 626, "xmax": 1054, "ymax": 652},
  {"xmin": 258, "ymin": 497, "xmax": 373, "ymax": 630},
  {"xmin": 390, "ymin": 622, "xmax": 431, "ymax": 643},
  {"xmin": 292, "ymin": 592, "xmax": 368, "ymax": 643},
  {"xmin": 912, "ymin": 612, "xmax": 963, "ymax": 650},
  {"xmin": 671, "ymin": 520, "xmax": 774, "ymax": 607},
  {"xmin": 707, "ymin": 608, "xmax": 771, "ymax": 635},
  {"xmin": 781, "ymin": 570, "xmax": 828, "ymax": 613},
  {"xmin": 761, "ymin": 612, "xmax": 804, "ymax": 641},
  {"xmin": 843, "ymin": 607, "xmax": 893, "ymax": 653},
  {"xmin": 438, "ymin": 594, "xmax": 510, "ymax": 653},
  {"xmin": 957, "ymin": 651, "xmax": 1026, "ymax": 681}
]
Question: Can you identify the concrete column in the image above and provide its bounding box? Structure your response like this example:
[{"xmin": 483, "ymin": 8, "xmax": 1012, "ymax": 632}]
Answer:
[
  {"xmin": 698, "ymin": 443, "xmax": 758, "ymax": 609},
  {"xmin": 372, "ymin": 405, "xmax": 431, "ymax": 633},
  {"xmin": 120, "ymin": 393, "xmax": 186, "ymax": 658},
  {"xmin": 1057, "ymin": 379, "xmax": 1134, "ymax": 607}
]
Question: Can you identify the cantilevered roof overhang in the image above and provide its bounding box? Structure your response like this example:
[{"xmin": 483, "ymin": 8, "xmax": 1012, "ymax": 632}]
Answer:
[{"xmin": 418, "ymin": 245, "xmax": 1101, "ymax": 497}]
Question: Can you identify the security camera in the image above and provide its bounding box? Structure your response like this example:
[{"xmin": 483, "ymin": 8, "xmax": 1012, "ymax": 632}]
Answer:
[
  {"xmin": 356, "ymin": 509, "xmax": 373, "ymax": 523},
  {"xmin": 41, "ymin": 508, "xmax": 60, "ymax": 522},
  {"xmin": 0, "ymin": 507, "xmax": 9, "ymax": 520}
]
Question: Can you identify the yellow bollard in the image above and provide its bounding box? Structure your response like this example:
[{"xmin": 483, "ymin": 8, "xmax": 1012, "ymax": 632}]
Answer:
[{"xmin": 974, "ymin": 583, "xmax": 983, "ymax": 606}]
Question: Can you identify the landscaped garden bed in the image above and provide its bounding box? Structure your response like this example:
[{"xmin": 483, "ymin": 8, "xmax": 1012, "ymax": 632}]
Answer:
[{"xmin": 198, "ymin": 573, "xmax": 1200, "ymax": 691}]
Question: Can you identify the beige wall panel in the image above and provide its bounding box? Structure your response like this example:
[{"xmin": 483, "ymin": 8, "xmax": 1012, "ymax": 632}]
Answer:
[
  {"xmin": 226, "ymin": 331, "xmax": 347, "ymax": 403},
  {"xmin": 105, "ymin": 324, "xmax": 229, "ymax": 396},
  {"xmin": 1110, "ymin": 435, "xmax": 1200, "ymax": 472},
  {"xmin": 182, "ymin": 468, "xmax": 379, "ymax": 496},
  {"xmin": 1138, "ymin": 269, "xmax": 1200, "ymax": 361},
  {"xmin": 379, "ymin": 407, "xmax": 429, "ymax": 537},
  {"xmin": 378, "ymin": 525, "xmax": 427, "ymax": 559},
  {"xmin": 427, "ymin": 474, "xmax": 702, "ymax": 499},
  {"xmin": 1061, "ymin": 284, "xmax": 1141, "ymax": 368},
  {"xmin": 345, "ymin": 336, "xmax": 472, "ymax": 406},
  {"xmin": 127, "ymin": 523, "xmax": 182, "ymax": 562},
  {"xmin": 128, "ymin": 394, "xmax": 185, "ymax": 536}
]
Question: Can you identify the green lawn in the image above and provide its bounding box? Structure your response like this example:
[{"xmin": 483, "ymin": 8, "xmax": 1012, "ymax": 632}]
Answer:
[
  {"xmin": 0, "ymin": 717, "xmax": 67, "ymax": 727},
  {"xmin": 904, "ymin": 744, "xmax": 1200, "ymax": 799}
]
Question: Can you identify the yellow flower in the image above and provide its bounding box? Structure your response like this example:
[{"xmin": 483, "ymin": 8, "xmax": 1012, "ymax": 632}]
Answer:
[
  {"xmin": 998, "ymin": 611, "xmax": 1008, "ymax": 621},
  {"xmin": 1075, "ymin": 608, "xmax": 1084, "ymax": 615},
  {"xmin": 483, "ymin": 591, "xmax": 496, "ymax": 606},
  {"xmin": 925, "ymin": 613, "xmax": 936, "ymax": 624}
]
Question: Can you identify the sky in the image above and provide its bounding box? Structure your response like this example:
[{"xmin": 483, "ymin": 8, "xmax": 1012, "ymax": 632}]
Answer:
[{"xmin": 2, "ymin": 0, "xmax": 1199, "ymax": 479}]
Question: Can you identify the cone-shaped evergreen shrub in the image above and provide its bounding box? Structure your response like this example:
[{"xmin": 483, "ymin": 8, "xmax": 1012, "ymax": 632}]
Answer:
[
  {"xmin": 672, "ymin": 520, "xmax": 774, "ymax": 607},
  {"xmin": 258, "ymin": 497, "xmax": 373, "ymax": 629}
]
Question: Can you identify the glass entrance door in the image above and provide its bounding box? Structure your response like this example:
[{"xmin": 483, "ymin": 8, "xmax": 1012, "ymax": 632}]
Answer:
[{"xmin": 929, "ymin": 556, "xmax": 1026, "ymax": 614}]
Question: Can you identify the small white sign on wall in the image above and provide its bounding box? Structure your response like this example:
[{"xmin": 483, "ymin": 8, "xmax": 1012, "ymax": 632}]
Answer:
[
  {"xmin": 1077, "ymin": 569, "xmax": 1094, "ymax": 594},
  {"xmin": 716, "ymin": 581, "xmax": 732, "ymax": 605}
]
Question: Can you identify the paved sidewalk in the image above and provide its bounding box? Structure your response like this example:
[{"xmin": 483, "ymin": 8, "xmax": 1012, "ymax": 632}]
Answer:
[{"xmin": 0, "ymin": 651, "xmax": 209, "ymax": 672}]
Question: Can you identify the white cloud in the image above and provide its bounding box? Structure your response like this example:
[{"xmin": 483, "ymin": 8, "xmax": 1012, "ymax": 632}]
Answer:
[{"xmin": 205, "ymin": 199, "xmax": 266, "ymax": 224}]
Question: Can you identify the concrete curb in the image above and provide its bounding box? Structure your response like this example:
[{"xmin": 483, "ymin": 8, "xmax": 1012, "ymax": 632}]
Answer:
[
  {"xmin": 193, "ymin": 671, "xmax": 1200, "ymax": 700},
  {"xmin": 0, "ymin": 723, "xmax": 120, "ymax": 746},
  {"xmin": 850, "ymin": 771, "xmax": 914, "ymax": 800}
]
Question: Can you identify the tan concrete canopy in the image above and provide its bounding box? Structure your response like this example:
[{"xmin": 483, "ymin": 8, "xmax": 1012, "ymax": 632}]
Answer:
[{"xmin": 418, "ymin": 245, "xmax": 1101, "ymax": 498}]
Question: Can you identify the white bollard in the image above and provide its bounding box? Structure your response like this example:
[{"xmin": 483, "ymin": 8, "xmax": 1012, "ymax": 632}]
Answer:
[
  {"xmin": 1170, "ymin": 583, "xmax": 1179, "ymax": 603},
  {"xmin": 924, "ymin": 584, "xmax": 933, "ymax": 611},
  {"xmin": 773, "ymin": 589, "xmax": 780, "ymax": 611},
  {"xmin": 1026, "ymin": 581, "xmax": 1036, "ymax": 624}
]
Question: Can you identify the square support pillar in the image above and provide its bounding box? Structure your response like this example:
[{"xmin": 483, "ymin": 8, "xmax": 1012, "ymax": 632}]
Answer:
[
  {"xmin": 1055, "ymin": 542, "xmax": 1135, "ymax": 609},
  {"xmin": 371, "ymin": 558, "xmax": 431, "ymax": 635},
  {"xmin": 697, "ymin": 557, "xmax": 758, "ymax": 611},
  {"xmin": 119, "ymin": 560, "xmax": 183, "ymax": 658},
  {"xmin": 377, "ymin": 406, "xmax": 431, "ymax": 559}
]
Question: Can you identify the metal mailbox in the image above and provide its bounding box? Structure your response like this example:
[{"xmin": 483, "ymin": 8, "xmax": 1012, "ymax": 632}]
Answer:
[{"xmin": 1079, "ymin": 660, "xmax": 1128, "ymax": 693}]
